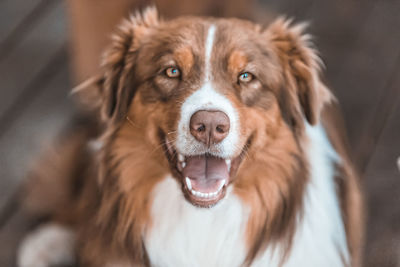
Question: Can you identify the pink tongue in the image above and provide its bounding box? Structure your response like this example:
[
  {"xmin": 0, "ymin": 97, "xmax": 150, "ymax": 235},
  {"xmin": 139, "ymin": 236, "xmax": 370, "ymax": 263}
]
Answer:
[{"xmin": 182, "ymin": 155, "xmax": 229, "ymax": 193}]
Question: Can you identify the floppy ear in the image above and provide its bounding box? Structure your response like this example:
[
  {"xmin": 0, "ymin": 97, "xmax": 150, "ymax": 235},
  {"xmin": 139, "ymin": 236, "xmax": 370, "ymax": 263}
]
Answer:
[
  {"xmin": 72, "ymin": 7, "xmax": 160, "ymax": 123},
  {"xmin": 265, "ymin": 18, "xmax": 333, "ymax": 127}
]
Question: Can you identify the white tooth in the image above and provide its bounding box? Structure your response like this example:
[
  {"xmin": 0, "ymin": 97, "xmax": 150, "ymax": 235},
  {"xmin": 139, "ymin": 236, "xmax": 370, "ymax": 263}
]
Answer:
[
  {"xmin": 190, "ymin": 187, "xmax": 222, "ymax": 198},
  {"xmin": 225, "ymin": 159, "xmax": 231, "ymax": 171},
  {"xmin": 182, "ymin": 162, "xmax": 186, "ymax": 168},
  {"xmin": 178, "ymin": 154, "xmax": 185, "ymax": 162},
  {"xmin": 218, "ymin": 180, "xmax": 225, "ymax": 192},
  {"xmin": 185, "ymin": 177, "xmax": 192, "ymax": 190}
]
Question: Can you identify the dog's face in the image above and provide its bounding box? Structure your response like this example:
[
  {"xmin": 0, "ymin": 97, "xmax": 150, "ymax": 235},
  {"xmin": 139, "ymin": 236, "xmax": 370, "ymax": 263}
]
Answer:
[
  {"xmin": 131, "ymin": 16, "xmax": 286, "ymax": 208},
  {"xmin": 85, "ymin": 8, "xmax": 331, "ymax": 210}
]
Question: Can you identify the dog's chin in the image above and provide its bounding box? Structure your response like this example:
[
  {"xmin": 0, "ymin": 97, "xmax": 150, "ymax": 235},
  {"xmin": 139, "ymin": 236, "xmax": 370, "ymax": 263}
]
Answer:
[{"xmin": 160, "ymin": 131, "xmax": 248, "ymax": 208}]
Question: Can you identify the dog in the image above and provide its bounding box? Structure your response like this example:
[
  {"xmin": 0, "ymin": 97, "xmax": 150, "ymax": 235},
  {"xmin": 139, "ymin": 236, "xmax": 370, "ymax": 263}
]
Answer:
[{"xmin": 17, "ymin": 7, "xmax": 364, "ymax": 267}]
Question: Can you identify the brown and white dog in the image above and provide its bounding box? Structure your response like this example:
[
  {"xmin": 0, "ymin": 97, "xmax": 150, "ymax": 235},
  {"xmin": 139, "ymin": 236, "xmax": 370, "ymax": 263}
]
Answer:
[{"xmin": 18, "ymin": 7, "xmax": 364, "ymax": 267}]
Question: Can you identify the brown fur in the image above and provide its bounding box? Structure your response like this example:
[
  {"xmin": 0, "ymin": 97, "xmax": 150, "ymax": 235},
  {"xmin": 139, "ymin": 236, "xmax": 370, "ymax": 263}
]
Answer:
[
  {"xmin": 322, "ymin": 103, "xmax": 365, "ymax": 267},
  {"xmin": 23, "ymin": 7, "xmax": 363, "ymax": 267}
]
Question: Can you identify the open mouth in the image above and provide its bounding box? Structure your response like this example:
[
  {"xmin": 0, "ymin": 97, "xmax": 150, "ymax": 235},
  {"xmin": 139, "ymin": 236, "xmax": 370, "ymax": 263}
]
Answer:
[
  {"xmin": 161, "ymin": 132, "xmax": 248, "ymax": 208},
  {"xmin": 178, "ymin": 154, "xmax": 231, "ymax": 207}
]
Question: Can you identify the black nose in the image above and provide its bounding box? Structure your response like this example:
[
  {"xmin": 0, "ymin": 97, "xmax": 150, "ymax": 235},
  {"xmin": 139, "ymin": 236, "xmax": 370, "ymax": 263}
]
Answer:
[{"xmin": 189, "ymin": 110, "xmax": 230, "ymax": 145}]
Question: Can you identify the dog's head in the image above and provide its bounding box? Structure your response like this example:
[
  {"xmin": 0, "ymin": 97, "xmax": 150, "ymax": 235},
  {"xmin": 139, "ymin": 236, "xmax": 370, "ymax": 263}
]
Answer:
[{"xmin": 77, "ymin": 7, "xmax": 331, "ymax": 211}]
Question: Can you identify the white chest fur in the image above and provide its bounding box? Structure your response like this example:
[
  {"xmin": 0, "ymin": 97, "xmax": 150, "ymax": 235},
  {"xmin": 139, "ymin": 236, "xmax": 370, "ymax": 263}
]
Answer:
[
  {"xmin": 144, "ymin": 124, "xmax": 349, "ymax": 267},
  {"xmin": 144, "ymin": 178, "xmax": 249, "ymax": 267}
]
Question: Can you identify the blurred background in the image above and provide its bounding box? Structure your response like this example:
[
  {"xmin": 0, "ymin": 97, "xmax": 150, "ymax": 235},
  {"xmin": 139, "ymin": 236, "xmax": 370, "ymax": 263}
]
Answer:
[{"xmin": 0, "ymin": 0, "xmax": 399, "ymax": 266}]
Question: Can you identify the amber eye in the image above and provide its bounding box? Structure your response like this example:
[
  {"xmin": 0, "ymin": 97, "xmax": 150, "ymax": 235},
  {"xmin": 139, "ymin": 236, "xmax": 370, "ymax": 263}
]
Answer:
[
  {"xmin": 238, "ymin": 72, "xmax": 253, "ymax": 83},
  {"xmin": 165, "ymin": 67, "xmax": 181, "ymax": 78}
]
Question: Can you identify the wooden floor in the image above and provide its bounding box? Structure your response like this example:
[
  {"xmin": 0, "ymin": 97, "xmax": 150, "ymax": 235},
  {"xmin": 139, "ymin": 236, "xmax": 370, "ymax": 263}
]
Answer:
[{"xmin": 0, "ymin": 0, "xmax": 399, "ymax": 266}]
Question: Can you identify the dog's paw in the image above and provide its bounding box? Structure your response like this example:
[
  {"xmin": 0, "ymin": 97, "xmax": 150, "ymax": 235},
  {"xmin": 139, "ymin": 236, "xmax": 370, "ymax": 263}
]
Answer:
[{"xmin": 17, "ymin": 223, "xmax": 76, "ymax": 267}]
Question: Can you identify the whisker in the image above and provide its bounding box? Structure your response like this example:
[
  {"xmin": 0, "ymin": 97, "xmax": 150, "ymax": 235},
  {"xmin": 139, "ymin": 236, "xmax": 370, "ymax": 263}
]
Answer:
[
  {"xmin": 150, "ymin": 137, "xmax": 177, "ymax": 156},
  {"xmin": 241, "ymin": 143, "xmax": 251, "ymax": 160},
  {"xmin": 166, "ymin": 130, "xmax": 177, "ymax": 135},
  {"xmin": 126, "ymin": 116, "xmax": 140, "ymax": 128}
]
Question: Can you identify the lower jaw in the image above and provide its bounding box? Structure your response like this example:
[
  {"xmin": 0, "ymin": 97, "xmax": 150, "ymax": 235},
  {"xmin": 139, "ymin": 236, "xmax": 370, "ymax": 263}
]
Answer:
[
  {"xmin": 182, "ymin": 177, "xmax": 229, "ymax": 207},
  {"xmin": 183, "ymin": 188, "xmax": 227, "ymax": 208},
  {"xmin": 179, "ymin": 157, "xmax": 243, "ymax": 207}
]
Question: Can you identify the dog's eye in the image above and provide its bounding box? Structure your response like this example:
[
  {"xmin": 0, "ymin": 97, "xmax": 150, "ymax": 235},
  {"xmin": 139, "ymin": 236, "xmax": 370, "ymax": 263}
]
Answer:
[
  {"xmin": 165, "ymin": 67, "xmax": 181, "ymax": 78},
  {"xmin": 238, "ymin": 72, "xmax": 253, "ymax": 83}
]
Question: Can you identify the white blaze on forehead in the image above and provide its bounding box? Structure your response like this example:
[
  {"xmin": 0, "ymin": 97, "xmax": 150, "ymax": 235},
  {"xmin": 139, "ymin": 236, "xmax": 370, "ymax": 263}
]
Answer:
[
  {"xmin": 204, "ymin": 25, "xmax": 216, "ymax": 82},
  {"xmin": 175, "ymin": 24, "xmax": 240, "ymax": 158}
]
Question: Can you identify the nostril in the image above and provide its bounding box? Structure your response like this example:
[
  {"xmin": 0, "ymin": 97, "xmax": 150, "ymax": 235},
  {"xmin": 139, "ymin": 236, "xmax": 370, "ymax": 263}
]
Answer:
[
  {"xmin": 197, "ymin": 124, "xmax": 206, "ymax": 132},
  {"xmin": 216, "ymin": 125, "xmax": 225, "ymax": 133}
]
